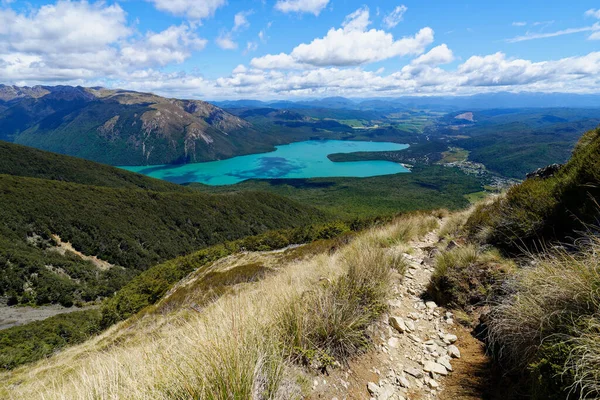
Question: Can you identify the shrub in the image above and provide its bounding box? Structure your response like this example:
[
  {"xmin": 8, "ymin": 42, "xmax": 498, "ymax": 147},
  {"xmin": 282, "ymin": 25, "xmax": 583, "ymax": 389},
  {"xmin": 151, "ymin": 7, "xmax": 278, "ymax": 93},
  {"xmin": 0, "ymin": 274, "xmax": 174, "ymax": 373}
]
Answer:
[{"xmin": 427, "ymin": 244, "xmax": 513, "ymax": 311}]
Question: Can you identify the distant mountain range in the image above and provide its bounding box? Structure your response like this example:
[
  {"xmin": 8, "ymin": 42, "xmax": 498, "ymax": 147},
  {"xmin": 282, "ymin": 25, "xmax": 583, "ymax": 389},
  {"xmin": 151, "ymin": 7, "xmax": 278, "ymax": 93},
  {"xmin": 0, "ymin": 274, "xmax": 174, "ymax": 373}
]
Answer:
[
  {"xmin": 212, "ymin": 92, "xmax": 600, "ymax": 111},
  {"xmin": 0, "ymin": 85, "xmax": 275, "ymax": 166}
]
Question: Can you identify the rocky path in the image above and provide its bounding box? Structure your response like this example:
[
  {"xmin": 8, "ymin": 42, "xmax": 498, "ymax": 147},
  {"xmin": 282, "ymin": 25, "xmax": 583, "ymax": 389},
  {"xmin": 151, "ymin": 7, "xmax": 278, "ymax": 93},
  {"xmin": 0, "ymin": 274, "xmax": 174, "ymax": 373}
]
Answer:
[{"xmin": 309, "ymin": 225, "xmax": 477, "ymax": 400}]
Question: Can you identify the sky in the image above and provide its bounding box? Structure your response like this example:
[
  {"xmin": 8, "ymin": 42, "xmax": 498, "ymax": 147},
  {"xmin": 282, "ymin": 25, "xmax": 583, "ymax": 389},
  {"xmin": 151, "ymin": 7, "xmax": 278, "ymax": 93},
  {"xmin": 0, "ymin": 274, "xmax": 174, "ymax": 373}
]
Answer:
[{"xmin": 1, "ymin": 0, "xmax": 600, "ymax": 99}]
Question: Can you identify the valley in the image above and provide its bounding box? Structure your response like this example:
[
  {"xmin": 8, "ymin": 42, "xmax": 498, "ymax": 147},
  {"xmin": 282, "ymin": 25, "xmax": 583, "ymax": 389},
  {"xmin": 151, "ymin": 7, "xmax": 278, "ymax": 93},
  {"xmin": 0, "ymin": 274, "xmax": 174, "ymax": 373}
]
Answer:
[{"xmin": 1, "ymin": 85, "xmax": 600, "ymax": 400}]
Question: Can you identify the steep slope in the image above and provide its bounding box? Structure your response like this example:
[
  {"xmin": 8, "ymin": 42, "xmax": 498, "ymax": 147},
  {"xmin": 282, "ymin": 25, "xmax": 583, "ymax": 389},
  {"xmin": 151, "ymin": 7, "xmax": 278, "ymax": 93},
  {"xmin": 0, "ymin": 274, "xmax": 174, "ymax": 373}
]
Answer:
[
  {"xmin": 466, "ymin": 125, "xmax": 600, "ymax": 250},
  {"xmin": 0, "ymin": 144, "xmax": 324, "ymax": 306},
  {"xmin": 0, "ymin": 140, "xmax": 186, "ymax": 191},
  {"xmin": 0, "ymin": 85, "xmax": 276, "ymax": 165}
]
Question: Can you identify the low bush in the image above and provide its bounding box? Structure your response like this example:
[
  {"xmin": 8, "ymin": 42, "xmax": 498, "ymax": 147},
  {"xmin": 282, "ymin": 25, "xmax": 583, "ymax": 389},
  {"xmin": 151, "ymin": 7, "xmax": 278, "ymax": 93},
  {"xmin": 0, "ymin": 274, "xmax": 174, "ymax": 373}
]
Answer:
[{"xmin": 427, "ymin": 244, "xmax": 513, "ymax": 311}]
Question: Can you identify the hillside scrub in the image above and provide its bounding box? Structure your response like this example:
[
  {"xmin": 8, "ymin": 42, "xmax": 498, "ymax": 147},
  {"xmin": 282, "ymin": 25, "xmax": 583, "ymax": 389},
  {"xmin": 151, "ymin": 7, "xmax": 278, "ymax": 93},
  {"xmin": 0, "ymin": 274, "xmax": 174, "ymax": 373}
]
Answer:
[
  {"xmin": 0, "ymin": 173, "xmax": 324, "ymax": 306},
  {"xmin": 427, "ymin": 244, "xmax": 514, "ymax": 311},
  {"xmin": 0, "ymin": 217, "xmax": 380, "ymax": 371},
  {"xmin": 0, "ymin": 213, "xmax": 441, "ymax": 399},
  {"xmin": 486, "ymin": 240, "xmax": 600, "ymax": 399},
  {"xmin": 465, "ymin": 126, "xmax": 600, "ymax": 252}
]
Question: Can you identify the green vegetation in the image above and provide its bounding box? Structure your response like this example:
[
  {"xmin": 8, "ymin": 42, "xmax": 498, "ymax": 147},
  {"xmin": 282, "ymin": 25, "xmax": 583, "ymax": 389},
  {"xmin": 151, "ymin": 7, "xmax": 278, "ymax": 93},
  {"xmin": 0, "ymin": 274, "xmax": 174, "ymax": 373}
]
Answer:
[
  {"xmin": 486, "ymin": 242, "xmax": 600, "ymax": 399},
  {"xmin": 427, "ymin": 244, "xmax": 513, "ymax": 311},
  {"xmin": 0, "ymin": 173, "xmax": 322, "ymax": 306},
  {"xmin": 326, "ymin": 141, "xmax": 447, "ymax": 165},
  {"xmin": 451, "ymin": 109, "xmax": 600, "ymax": 178},
  {"xmin": 190, "ymin": 165, "xmax": 484, "ymax": 218},
  {"xmin": 279, "ymin": 243, "xmax": 394, "ymax": 368},
  {"xmin": 427, "ymin": 126, "xmax": 600, "ymax": 399},
  {"xmin": 465, "ymin": 126, "xmax": 600, "ymax": 252},
  {"xmin": 440, "ymin": 147, "xmax": 469, "ymax": 163},
  {"xmin": 0, "ymin": 309, "xmax": 102, "ymax": 370},
  {"xmin": 0, "ymin": 140, "xmax": 187, "ymax": 191},
  {"xmin": 0, "ymin": 217, "xmax": 382, "ymax": 371}
]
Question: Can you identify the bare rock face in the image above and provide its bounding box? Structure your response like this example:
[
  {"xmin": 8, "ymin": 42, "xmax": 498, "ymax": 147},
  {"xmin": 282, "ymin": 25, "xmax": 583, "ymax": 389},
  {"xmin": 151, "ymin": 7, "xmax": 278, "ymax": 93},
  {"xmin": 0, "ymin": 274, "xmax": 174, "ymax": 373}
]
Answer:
[{"xmin": 526, "ymin": 163, "xmax": 563, "ymax": 180}]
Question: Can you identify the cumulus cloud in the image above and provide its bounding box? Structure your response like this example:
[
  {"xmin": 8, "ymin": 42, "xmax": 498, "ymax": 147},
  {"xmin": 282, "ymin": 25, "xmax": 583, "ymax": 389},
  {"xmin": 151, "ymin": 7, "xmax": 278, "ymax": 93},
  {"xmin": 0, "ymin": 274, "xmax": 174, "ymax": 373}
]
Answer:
[
  {"xmin": 251, "ymin": 7, "xmax": 434, "ymax": 69},
  {"xmin": 383, "ymin": 5, "xmax": 408, "ymax": 28},
  {"xmin": 411, "ymin": 44, "xmax": 454, "ymax": 65},
  {"xmin": 0, "ymin": 1, "xmax": 207, "ymax": 82},
  {"xmin": 121, "ymin": 25, "xmax": 207, "ymax": 66},
  {"xmin": 274, "ymin": 0, "xmax": 330, "ymax": 16},
  {"xmin": 148, "ymin": 0, "xmax": 226, "ymax": 20},
  {"xmin": 0, "ymin": 1, "xmax": 130, "ymax": 54}
]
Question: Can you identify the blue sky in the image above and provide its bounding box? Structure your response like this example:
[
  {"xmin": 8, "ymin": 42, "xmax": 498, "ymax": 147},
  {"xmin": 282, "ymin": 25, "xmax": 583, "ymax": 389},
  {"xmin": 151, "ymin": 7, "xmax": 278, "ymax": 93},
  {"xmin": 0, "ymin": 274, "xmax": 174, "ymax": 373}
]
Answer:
[{"xmin": 1, "ymin": 0, "xmax": 600, "ymax": 99}]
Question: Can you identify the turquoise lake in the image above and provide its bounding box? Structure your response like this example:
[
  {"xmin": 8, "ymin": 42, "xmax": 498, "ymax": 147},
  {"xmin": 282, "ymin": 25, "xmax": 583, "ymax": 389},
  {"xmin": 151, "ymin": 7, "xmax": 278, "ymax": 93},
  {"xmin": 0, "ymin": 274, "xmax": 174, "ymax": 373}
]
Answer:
[{"xmin": 122, "ymin": 140, "xmax": 410, "ymax": 186}]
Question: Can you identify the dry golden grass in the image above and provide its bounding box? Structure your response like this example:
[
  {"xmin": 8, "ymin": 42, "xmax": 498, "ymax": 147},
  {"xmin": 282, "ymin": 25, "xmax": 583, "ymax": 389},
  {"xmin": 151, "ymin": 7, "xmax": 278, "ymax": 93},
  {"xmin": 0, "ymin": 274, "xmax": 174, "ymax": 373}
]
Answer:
[{"xmin": 0, "ymin": 213, "xmax": 443, "ymax": 399}]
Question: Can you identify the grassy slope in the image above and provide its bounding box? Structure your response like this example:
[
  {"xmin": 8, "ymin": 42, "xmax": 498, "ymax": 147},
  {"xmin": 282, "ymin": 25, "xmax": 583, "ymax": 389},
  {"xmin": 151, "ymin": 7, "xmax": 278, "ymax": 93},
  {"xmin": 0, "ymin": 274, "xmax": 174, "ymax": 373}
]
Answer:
[
  {"xmin": 466, "ymin": 126, "xmax": 600, "ymax": 251},
  {"xmin": 189, "ymin": 165, "xmax": 484, "ymax": 218},
  {"xmin": 0, "ymin": 214, "xmax": 440, "ymax": 398}
]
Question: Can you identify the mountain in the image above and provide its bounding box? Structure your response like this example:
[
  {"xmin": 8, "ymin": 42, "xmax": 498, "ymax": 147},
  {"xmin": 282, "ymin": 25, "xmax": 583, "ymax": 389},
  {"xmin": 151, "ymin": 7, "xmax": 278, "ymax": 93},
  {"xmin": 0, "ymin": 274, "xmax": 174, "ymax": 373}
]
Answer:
[
  {"xmin": 212, "ymin": 92, "xmax": 600, "ymax": 112},
  {"xmin": 0, "ymin": 141, "xmax": 324, "ymax": 307},
  {"xmin": 0, "ymin": 85, "xmax": 276, "ymax": 166}
]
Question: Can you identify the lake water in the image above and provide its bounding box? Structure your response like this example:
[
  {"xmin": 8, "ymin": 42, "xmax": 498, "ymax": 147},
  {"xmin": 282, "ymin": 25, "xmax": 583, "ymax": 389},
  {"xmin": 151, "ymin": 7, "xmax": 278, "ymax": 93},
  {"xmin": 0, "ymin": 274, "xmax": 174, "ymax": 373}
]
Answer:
[{"xmin": 122, "ymin": 140, "xmax": 410, "ymax": 186}]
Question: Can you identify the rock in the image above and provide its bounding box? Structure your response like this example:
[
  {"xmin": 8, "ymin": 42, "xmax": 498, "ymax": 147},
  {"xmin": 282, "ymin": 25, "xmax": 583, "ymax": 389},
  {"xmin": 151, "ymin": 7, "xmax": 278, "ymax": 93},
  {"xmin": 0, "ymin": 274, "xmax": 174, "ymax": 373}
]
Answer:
[
  {"xmin": 445, "ymin": 334, "xmax": 458, "ymax": 344},
  {"xmin": 407, "ymin": 312, "xmax": 420, "ymax": 320},
  {"xmin": 424, "ymin": 343, "xmax": 438, "ymax": 354},
  {"xmin": 408, "ymin": 334, "xmax": 421, "ymax": 343},
  {"xmin": 423, "ymin": 361, "xmax": 448, "ymax": 376},
  {"xmin": 447, "ymin": 345, "xmax": 461, "ymax": 359},
  {"xmin": 405, "ymin": 320, "xmax": 415, "ymax": 332},
  {"xmin": 427, "ymin": 379, "xmax": 440, "ymax": 389},
  {"xmin": 526, "ymin": 163, "xmax": 562, "ymax": 180},
  {"xmin": 367, "ymin": 382, "xmax": 380, "ymax": 396},
  {"xmin": 389, "ymin": 316, "xmax": 407, "ymax": 333},
  {"xmin": 404, "ymin": 367, "xmax": 424, "ymax": 379},
  {"xmin": 397, "ymin": 374, "xmax": 411, "ymax": 388},
  {"xmin": 388, "ymin": 337, "xmax": 400, "ymax": 348},
  {"xmin": 425, "ymin": 301, "xmax": 437, "ymax": 310},
  {"xmin": 377, "ymin": 384, "xmax": 395, "ymax": 400},
  {"xmin": 437, "ymin": 356, "xmax": 453, "ymax": 372}
]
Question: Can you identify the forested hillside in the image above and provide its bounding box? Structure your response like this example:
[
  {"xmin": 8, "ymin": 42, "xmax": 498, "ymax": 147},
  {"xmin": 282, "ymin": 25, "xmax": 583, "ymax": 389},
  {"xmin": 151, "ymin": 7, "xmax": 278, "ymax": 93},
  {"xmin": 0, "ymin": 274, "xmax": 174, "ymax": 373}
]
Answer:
[{"xmin": 0, "ymin": 143, "xmax": 324, "ymax": 306}]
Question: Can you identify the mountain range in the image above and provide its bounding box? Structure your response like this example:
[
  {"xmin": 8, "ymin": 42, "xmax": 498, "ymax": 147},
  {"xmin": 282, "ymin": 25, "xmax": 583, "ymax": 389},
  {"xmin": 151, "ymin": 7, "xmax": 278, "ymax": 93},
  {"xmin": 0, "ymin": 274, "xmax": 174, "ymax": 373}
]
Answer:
[{"xmin": 0, "ymin": 85, "xmax": 275, "ymax": 166}]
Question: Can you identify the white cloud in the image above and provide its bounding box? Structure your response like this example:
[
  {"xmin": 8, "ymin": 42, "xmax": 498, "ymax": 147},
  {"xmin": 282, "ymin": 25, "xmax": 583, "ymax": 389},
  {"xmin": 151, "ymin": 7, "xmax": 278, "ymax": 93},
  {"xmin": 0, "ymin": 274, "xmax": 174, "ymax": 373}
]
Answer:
[
  {"xmin": 0, "ymin": 1, "xmax": 130, "ymax": 54},
  {"xmin": 148, "ymin": 0, "xmax": 226, "ymax": 20},
  {"xmin": 121, "ymin": 25, "xmax": 207, "ymax": 66},
  {"xmin": 251, "ymin": 7, "xmax": 434, "ymax": 69},
  {"xmin": 411, "ymin": 44, "xmax": 454, "ymax": 65},
  {"xmin": 274, "ymin": 0, "xmax": 329, "ymax": 16},
  {"xmin": 589, "ymin": 31, "xmax": 600, "ymax": 40},
  {"xmin": 0, "ymin": 2, "xmax": 207, "ymax": 83},
  {"xmin": 512, "ymin": 21, "xmax": 527, "ymax": 26},
  {"xmin": 383, "ymin": 5, "xmax": 408, "ymax": 28},
  {"xmin": 585, "ymin": 9, "xmax": 600, "ymax": 19},
  {"xmin": 233, "ymin": 10, "xmax": 253, "ymax": 32},
  {"xmin": 244, "ymin": 41, "xmax": 258, "ymax": 54},
  {"xmin": 506, "ymin": 23, "xmax": 600, "ymax": 42},
  {"xmin": 216, "ymin": 32, "xmax": 238, "ymax": 50}
]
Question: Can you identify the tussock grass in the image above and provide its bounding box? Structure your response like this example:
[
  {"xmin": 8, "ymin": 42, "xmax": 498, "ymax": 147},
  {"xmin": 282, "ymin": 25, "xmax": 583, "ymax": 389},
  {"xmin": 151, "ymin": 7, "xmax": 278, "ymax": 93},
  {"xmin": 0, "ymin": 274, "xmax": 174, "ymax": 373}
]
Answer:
[
  {"xmin": 486, "ymin": 239, "xmax": 600, "ymax": 399},
  {"xmin": 0, "ymin": 213, "xmax": 442, "ymax": 399},
  {"xmin": 369, "ymin": 214, "xmax": 440, "ymax": 248},
  {"xmin": 428, "ymin": 244, "xmax": 514, "ymax": 310}
]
